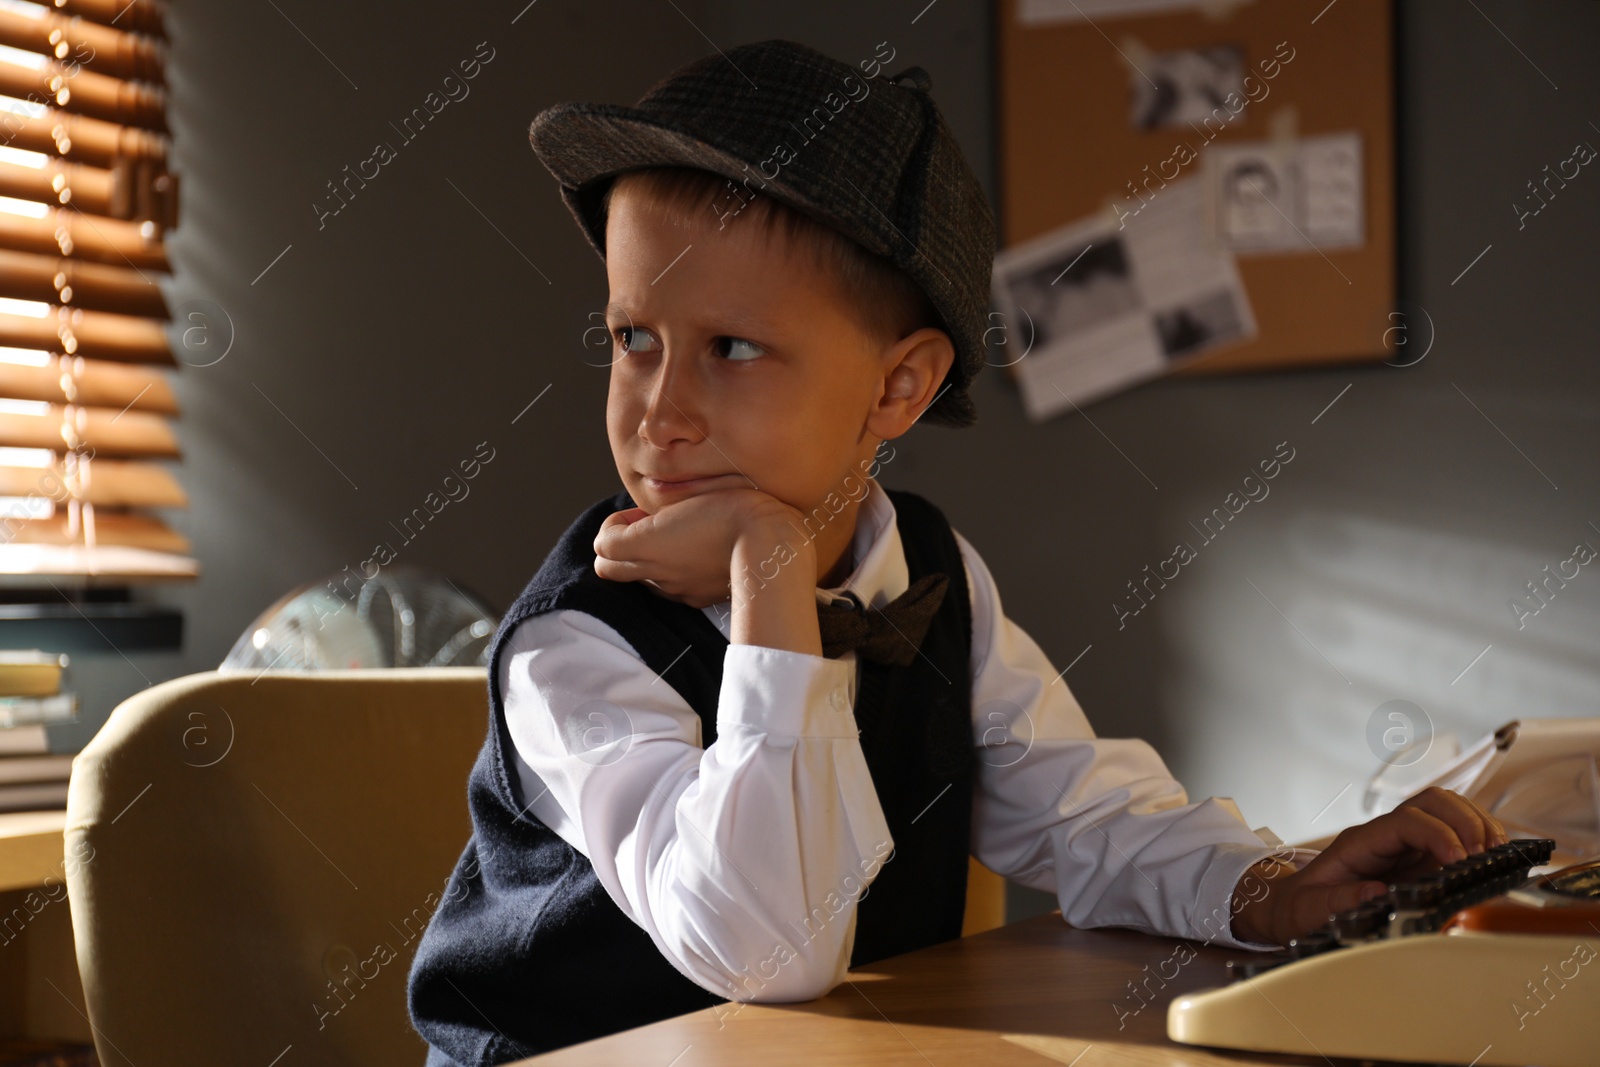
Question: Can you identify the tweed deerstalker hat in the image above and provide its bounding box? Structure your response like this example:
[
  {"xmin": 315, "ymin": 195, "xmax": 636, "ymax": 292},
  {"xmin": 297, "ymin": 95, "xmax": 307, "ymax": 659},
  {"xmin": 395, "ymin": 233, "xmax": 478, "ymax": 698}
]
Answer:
[{"xmin": 527, "ymin": 38, "xmax": 996, "ymax": 428}]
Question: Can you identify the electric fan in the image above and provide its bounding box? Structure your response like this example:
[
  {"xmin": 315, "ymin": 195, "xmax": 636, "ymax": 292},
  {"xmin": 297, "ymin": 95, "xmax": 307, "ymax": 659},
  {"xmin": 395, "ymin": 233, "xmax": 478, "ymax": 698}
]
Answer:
[{"xmin": 220, "ymin": 566, "xmax": 495, "ymax": 671}]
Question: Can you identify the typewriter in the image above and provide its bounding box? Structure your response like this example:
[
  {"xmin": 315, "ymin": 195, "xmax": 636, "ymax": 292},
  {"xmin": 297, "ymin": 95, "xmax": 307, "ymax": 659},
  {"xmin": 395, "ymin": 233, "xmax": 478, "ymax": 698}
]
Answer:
[{"xmin": 1168, "ymin": 840, "xmax": 1600, "ymax": 1067}]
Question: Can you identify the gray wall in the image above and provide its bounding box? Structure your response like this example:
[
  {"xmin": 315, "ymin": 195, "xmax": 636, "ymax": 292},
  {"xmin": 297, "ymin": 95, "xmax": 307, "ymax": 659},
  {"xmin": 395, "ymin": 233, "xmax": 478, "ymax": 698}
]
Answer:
[{"xmin": 55, "ymin": 1, "xmax": 1598, "ymax": 920}]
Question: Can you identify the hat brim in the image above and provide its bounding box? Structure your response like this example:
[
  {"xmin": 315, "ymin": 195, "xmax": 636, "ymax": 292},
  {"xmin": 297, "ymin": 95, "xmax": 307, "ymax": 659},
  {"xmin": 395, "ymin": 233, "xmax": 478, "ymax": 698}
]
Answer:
[{"xmin": 528, "ymin": 101, "xmax": 852, "ymax": 262}]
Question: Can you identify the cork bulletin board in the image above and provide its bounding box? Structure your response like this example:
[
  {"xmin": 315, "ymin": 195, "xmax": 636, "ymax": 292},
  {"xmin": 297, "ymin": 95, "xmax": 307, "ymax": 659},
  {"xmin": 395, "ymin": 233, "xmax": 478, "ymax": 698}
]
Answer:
[{"xmin": 993, "ymin": 0, "xmax": 1396, "ymax": 415}]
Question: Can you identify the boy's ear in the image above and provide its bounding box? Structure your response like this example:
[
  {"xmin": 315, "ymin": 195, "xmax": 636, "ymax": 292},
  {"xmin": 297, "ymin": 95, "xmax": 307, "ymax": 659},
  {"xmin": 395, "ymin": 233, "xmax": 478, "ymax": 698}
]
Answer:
[{"xmin": 867, "ymin": 327, "xmax": 955, "ymax": 439}]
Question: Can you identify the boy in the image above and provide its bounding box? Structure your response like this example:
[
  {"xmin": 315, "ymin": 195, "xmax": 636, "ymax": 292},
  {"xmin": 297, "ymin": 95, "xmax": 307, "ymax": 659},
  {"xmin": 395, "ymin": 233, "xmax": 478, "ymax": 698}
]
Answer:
[{"xmin": 407, "ymin": 39, "xmax": 1505, "ymax": 1066}]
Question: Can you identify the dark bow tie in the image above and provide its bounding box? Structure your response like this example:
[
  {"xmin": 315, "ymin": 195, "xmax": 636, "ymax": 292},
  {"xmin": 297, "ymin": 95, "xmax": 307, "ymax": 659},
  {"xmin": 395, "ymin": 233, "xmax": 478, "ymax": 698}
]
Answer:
[{"xmin": 816, "ymin": 573, "xmax": 949, "ymax": 666}]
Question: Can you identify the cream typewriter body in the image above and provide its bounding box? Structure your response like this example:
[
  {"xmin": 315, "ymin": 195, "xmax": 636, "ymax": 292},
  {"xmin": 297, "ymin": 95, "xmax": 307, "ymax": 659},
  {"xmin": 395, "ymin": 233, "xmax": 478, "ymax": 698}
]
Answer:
[{"xmin": 1169, "ymin": 840, "xmax": 1600, "ymax": 1067}]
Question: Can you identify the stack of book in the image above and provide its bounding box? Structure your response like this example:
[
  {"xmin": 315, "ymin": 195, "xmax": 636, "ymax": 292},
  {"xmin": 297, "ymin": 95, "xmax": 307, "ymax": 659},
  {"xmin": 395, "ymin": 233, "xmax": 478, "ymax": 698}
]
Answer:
[{"xmin": 0, "ymin": 651, "xmax": 77, "ymax": 813}]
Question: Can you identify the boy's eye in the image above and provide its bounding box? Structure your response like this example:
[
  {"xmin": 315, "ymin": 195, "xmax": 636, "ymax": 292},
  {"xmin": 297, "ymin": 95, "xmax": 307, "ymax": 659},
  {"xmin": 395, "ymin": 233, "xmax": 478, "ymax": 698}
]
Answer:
[
  {"xmin": 611, "ymin": 327, "xmax": 763, "ymax": 361},
  {"xmin": 614, "ymin": 325, "xmax": 660, "ymax": 354},
  {"xmin": 716, "ymin": 337, "xmax": 765, "ymax": 361}
]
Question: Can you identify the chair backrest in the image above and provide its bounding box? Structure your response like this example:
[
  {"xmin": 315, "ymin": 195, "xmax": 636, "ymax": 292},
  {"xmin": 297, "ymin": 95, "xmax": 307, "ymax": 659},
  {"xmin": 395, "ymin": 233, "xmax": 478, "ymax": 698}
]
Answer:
[
  {"xmin": 63, "ymin": 667, "xmax": 1010, "ymax": 1066},
  {"xmin": 64, "ymin": 668, "xmax": 488, "ymax": 1067}
]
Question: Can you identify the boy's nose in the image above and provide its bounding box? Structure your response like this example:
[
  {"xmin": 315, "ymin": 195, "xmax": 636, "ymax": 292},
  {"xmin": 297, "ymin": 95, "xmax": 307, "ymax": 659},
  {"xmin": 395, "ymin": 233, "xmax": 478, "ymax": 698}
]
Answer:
[{"xmin": 637, "ymin": 358, "xmax": 705, "ymax": 448}]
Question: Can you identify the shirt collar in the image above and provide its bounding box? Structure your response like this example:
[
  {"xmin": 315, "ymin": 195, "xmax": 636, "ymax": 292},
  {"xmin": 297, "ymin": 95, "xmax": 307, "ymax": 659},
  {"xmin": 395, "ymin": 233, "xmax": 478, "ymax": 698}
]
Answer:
[{"xmin": 700, "ymin": 476, "xmax": 907, "ymax": 639}]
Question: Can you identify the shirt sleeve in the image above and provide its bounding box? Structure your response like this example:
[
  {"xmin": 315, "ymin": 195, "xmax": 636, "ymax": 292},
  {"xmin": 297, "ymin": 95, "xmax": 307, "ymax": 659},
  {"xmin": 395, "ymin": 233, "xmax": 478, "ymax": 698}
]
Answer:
[
  {"xmin": 499, "ymin": 608, "xmax": 893, "ymax": 1002},
  {"xmin": 953, "ymin": 529, "xmax": 1317, "ymax": 952}
]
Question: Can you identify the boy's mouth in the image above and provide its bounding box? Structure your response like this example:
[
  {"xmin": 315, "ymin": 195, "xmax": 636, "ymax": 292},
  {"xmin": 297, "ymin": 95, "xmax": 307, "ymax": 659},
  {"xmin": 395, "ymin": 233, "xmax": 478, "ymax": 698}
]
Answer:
[{"xmin": 640, "ymin": 472, "xmax": 734, "ymax": 493}]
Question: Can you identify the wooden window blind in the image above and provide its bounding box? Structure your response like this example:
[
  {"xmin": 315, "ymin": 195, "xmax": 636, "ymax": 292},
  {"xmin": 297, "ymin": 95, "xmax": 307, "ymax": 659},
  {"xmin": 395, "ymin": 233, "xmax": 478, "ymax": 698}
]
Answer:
[{"xmin": 0, "ymin": 0, "xmax": 193, "ymax": 583}]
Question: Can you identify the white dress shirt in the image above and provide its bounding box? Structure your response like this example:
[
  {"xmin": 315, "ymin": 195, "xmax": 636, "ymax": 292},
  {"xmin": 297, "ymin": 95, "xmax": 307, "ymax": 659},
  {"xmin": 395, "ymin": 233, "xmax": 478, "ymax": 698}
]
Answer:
[{"xmin": 499, "ymin": 477, "xmax": 1311, "ymax": 1003}]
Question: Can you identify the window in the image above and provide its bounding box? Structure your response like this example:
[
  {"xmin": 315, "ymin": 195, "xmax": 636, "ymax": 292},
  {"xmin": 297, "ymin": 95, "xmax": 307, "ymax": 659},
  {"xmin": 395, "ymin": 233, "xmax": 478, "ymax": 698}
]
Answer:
[{"xmin": 0, "ymin": 0, "xmax": 192, "ymax": 584}]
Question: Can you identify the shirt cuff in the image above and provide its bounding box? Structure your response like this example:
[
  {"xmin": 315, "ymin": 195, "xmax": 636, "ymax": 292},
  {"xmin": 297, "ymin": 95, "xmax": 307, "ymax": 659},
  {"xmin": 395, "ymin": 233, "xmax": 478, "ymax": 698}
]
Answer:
[
  {"xmin": 716, "ymin": 643, "xmax": 859, "ymax": 739},
  {"xmin": 1192, "ymin": 837, "xmax": 1321, "ymax": 952}
]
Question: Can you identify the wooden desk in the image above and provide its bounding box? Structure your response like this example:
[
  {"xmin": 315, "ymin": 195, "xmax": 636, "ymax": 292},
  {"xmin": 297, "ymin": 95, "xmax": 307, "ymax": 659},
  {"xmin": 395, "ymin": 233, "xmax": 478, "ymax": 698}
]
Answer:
[
  {"xmin": 511, "ymin": 913, "xmax": 1305, "ymax": 1066},
  {"xmin": 0, "ymin": 810, "xmax": 90, "ymax": 1042},
  {"xmin": 0, "ymin": 811, "xmax": 68, "ymax": 893}
]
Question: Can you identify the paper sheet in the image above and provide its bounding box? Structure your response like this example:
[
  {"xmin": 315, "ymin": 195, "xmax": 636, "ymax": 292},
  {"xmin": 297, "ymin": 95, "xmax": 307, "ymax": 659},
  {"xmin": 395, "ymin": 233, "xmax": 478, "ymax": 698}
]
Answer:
[
  {"xmin": 1018, "ymin": 0, "xmax": 1253, "ymax": 25},
  {"xmin": 1204, "ymin": 131, "xmax": 1365, "ymax": 253},
  {"xmin": 991, "ymin": 176, "xmax": 1257, "ymax": 420}
]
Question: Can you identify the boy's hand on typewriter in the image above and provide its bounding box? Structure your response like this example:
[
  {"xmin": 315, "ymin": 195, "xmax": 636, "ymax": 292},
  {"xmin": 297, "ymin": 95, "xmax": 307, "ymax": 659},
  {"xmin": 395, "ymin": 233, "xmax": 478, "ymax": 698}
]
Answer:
[
  {"xmin": 1231, "ymin": 786, "xmax": 1507, "ymax": 946},
  {"xmin": 594, "ymin": 488, "xmax": 807, "ymax": 608}
]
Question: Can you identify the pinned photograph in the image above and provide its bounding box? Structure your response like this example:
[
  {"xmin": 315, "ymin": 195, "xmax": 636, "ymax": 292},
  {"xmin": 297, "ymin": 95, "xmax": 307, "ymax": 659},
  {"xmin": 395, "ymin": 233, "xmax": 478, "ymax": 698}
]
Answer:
[
  {"xmin": 1218, "ymin": 151, "xmax": 1298, "ymax": 249},
  {"xmin": 1006, "ymin": 240, "xmax": 1139, "ymax": 349},
  {"xmin": 1154, "ymin": 290, "xmax": 1250, "ymax": 359},
  {"xmin": 1130, "ymin": 45, "xmax": 1245, "ymax": 131}
]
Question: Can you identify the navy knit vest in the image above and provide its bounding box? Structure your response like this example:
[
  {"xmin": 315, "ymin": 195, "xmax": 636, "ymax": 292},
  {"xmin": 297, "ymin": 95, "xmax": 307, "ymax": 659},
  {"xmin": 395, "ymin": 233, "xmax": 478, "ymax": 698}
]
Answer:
[{"xmin": 407, "ymin": 486, "xmax": 974, "ymax": 1066}]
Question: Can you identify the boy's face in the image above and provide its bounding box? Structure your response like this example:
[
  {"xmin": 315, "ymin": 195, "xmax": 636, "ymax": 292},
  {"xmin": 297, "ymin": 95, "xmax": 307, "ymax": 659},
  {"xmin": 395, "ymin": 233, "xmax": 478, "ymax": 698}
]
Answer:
[{"xmin": 601, "ymin": 182, "xmax": 908, "ymax": 520}]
